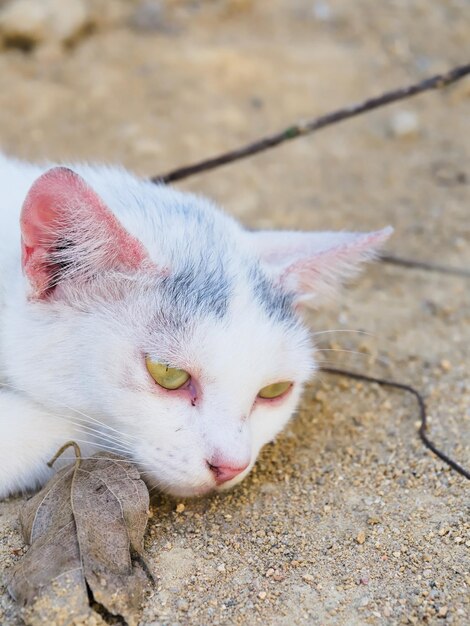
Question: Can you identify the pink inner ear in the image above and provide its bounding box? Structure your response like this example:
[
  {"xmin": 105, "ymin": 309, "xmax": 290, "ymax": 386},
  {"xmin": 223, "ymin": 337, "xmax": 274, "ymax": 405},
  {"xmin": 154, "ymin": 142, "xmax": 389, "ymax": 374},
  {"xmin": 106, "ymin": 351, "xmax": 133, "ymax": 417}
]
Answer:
[
  {"xmin": 21, "ymin": 167, "xmax": 149, "ymax": 298},
  {"xmin": 278, "ymin": 228, "xmax": 393, "ymax": 304}
]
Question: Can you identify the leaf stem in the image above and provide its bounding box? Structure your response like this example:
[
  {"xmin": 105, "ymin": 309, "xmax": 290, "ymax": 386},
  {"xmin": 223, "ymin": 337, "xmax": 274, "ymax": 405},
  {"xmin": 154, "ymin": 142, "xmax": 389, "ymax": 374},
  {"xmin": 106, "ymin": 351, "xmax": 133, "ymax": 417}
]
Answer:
[{"xmin": 47, "ymin": 440, "xmax": 82, "ymax": 472}]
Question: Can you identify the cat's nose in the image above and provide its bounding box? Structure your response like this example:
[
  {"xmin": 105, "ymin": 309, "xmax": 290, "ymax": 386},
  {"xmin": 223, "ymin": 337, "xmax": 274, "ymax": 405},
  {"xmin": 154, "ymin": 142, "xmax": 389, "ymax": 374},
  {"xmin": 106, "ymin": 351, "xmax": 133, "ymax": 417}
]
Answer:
[{"xmin": 207, "ymin": 460, "xmax": 249, "ymax": 485}]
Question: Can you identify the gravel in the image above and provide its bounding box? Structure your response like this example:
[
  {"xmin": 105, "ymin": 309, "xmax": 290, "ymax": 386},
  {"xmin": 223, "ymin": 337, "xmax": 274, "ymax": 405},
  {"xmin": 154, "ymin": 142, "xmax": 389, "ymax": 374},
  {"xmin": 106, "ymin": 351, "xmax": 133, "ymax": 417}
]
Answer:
[{"xmin": 0, "ymin": 1, "xmax": 469, "ymax": 624}]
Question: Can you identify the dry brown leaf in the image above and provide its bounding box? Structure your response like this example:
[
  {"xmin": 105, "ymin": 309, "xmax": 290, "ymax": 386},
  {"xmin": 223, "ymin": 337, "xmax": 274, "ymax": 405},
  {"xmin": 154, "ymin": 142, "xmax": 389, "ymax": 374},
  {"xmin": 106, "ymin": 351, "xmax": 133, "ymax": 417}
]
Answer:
[{"xmin": 8, "ymin": 443, "xmax": 151, "ymax": 626}]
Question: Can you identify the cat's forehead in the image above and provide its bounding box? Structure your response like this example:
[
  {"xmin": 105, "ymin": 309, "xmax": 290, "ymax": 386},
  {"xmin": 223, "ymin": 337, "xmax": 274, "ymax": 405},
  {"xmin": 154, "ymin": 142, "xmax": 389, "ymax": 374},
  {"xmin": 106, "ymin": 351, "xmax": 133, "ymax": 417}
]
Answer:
[
  {"xmin": 149, "ymin": 254, "xmax": 296, "ymax": 335},
  {"xmin": 141, "ymin": 257, "xmax": 307, "ymax": 374},
  {"xmin": 111, "ymin": 184, "xmax": 297, "ymax": 327}
]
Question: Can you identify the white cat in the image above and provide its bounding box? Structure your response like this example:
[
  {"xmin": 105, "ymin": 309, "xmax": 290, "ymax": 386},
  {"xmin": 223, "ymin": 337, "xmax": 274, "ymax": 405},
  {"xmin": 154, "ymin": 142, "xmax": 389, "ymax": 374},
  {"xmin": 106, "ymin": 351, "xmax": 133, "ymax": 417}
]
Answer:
[{"xmin": 0, "ymin": 153, "xmax": 392, "ymax": 499}]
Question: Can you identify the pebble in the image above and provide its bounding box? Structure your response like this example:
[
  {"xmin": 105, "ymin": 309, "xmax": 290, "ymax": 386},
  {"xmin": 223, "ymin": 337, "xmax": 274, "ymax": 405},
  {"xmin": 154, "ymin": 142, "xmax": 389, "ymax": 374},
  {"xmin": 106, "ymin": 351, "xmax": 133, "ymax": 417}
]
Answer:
[
  {"xmin": 312, "ymin": 1, "xmax": 333, "ymax": 22},
  {"xmin": 440, "ymin": 359, "xmax": 452, "ymax": 372},
  {"xmin": 0, "ymin": 0, "xmax": 90, "ymax": 46},
  {"xmin": 258, "ymin": 591, "xmax": 267, "ymax": 600},
  {"xmin": 176, "ymin": 503, "xmax": 185, "ymax": 513},
  {"xmin": 176, "ymin": 598, "xmax": 189, "ymax": 612},
  {"xmin": 356, "ymin": 531, "xmax": 366, "ymax": 545},
  {"xmin": 129, "ymin": 1, "xmax": 171, "ymax": 33},
  {"xmin": 389, "ymin": 110, "xmax": 420, "ymax": 138},
  {"xmin": 133, "ymin": 139, "xmax": 163, "ymax": 157}
]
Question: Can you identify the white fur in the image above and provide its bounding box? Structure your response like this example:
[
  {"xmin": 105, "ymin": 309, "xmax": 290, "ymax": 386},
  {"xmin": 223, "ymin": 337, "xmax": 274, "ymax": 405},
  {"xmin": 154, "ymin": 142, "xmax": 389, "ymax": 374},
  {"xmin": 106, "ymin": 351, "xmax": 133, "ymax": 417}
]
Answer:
[{"xmin": 0, "ymin": 153, "xmax": 391, "ymax": 499}]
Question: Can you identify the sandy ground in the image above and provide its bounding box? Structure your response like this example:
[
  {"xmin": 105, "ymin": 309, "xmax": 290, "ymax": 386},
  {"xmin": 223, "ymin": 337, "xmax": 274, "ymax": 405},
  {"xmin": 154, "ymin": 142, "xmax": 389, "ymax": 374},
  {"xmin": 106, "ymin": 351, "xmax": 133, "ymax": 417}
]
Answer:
[{"xmin": 0, "ymin": 1, "xmax": 469, "ymax": 624}]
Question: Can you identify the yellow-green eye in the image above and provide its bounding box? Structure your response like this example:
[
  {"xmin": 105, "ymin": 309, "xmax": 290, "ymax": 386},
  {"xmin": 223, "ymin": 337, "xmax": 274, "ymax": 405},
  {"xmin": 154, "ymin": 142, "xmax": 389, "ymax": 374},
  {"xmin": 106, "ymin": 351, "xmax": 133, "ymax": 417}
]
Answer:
[
  {"xmin": 258, "ymin": 381, "xmax": 292, "ymax": 399},
  {"xmin": 146, "ymin": 357, "xmax": 190, "ymax": 390}
]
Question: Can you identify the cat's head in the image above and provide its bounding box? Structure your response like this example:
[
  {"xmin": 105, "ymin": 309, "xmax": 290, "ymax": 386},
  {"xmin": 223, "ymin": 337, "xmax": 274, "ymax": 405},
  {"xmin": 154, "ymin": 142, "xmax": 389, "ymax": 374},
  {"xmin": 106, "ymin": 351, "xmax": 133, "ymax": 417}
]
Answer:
[{"xmin": 9, "ymin": 166, "xmax": 391, "ymax": 496}]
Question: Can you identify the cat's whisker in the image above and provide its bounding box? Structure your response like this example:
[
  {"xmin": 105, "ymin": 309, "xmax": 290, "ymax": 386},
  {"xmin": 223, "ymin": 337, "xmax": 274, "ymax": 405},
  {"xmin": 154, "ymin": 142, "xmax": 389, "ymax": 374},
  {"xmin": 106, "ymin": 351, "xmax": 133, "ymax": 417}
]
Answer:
[
  {"xmin": 315, "ymin": 357, "xmax": 368, "ymax": 366},
  {"xmin": 311, "ymin": 329, "xmax": 374, "ymax": 338},
  {"xmin": 0, "ymin": 380, "xmax": 137, "ymax": 444},
  {"xmin": 67, "ymin": 421, "xmax": 134, "ymax": 449},
  {"xmin": 151, "ymin": 482, "xmax": 168, "ymax": 493},
  {"xmin": 71, "ymin": 456, "xmax": 135, "ymax": 462},
  {"xmin": 58, "ymin": 405, "xmax": 139, "ymax": 442},
  {"xmin": 66, "ymin": 453, "xmax": 158, "ymax": 471},
  {"xmin": 58, "ymin": 457, "xmax": 139, "ymax": 466},
  {"xmin": 315, "ymin": 348, "xmax": 373, "ymax": 359},
  {"xmin": 68, "ymin": 438, "xmax": 133, "ymax": 456},
  {"xmin": 314, "ymin": 355, "xmax": 373, "ymax": 369},
  {"xmin": 315, "ymin": 348, "xmax": 388, "ymax": 366},
  {"xmin": 47, "ymin": 415, "xmax": 132, "ymax": 447},
  {"xmin": 48, "ymin": 404, "xmax": 138, "ymax": 443},
  {"xmin": 40, "ymin": 413, "xmax": 135, "ymax": 453},
  {"xmin": 71, "ymin": 433, "xmax": 133, "ymax": 456}
]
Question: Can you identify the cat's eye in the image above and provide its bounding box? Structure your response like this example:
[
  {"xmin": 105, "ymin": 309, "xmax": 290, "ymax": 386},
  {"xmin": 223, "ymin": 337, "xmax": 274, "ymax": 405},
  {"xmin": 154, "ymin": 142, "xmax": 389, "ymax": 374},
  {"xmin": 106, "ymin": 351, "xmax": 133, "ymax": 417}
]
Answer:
[
  {"xmin": 258, "ymin": 381, "xmax": 292, "ymax": 399},
  {"xmin": 146, "ymin": 357, "xmax": 190, "ymax": 390}
]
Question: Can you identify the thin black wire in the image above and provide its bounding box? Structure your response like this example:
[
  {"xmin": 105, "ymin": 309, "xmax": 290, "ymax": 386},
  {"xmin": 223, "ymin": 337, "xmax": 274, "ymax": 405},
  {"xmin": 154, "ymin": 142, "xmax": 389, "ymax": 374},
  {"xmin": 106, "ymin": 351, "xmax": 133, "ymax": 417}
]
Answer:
[
  {"xmin": 380, "ymin": 254, "xmax": 470, "ymax": 278},
  {"xmin": 320, "ymin": 366, "xmax": 470, "ymax": 481}
]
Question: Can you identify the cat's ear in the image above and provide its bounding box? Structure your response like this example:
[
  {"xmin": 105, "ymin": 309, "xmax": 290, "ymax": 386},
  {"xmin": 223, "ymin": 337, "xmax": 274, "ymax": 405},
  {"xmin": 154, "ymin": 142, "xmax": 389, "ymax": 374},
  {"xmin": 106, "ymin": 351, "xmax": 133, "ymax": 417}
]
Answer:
[
  {"xmin": 20, "ymin": 167, "xmax": 150, "ymax": 299},
  {"xmin": 249, "ymin": 227, "xmax": 393, "ymax": 306}
]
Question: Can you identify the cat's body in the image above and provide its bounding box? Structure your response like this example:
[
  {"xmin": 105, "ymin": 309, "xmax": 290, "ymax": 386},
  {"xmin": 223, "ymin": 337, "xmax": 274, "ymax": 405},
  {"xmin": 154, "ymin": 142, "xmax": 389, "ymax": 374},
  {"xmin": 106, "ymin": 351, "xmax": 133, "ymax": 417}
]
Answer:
[{"xmin": 0, "ymin": 153, "xmax": 391, "ymax": 499}]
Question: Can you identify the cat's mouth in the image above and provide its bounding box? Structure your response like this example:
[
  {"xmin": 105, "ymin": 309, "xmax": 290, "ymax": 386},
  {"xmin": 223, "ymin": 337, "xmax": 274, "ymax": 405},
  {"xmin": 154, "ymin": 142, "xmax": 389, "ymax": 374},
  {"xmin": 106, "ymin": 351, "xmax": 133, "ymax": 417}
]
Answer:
[{"xmin": 138, "ymin": 468, "xmax": 250, "ymax": 498}]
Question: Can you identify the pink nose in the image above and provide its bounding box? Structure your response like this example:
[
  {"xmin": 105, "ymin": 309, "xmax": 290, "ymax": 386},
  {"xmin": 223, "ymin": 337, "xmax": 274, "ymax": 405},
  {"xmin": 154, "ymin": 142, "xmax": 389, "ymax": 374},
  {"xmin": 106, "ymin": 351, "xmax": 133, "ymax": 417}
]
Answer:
[{"xmin": 208, "ymin": 461, "xmax": 249, "ymax": 485}]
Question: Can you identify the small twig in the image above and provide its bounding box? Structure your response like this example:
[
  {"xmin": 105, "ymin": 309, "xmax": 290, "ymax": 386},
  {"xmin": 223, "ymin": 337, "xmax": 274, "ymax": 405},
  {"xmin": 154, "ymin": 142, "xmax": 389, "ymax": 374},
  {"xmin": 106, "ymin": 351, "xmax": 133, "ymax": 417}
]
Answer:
[
  {"xmin": 320, "ymin": 367, "xmax": 470, "ymax": 480},
  {"xmin": 152, "ymin": 63, "xmax": 470, "ymax": 184},
  {"xmin": 380, "ymin": 254, "xmax": 470, "ymax": 278}
]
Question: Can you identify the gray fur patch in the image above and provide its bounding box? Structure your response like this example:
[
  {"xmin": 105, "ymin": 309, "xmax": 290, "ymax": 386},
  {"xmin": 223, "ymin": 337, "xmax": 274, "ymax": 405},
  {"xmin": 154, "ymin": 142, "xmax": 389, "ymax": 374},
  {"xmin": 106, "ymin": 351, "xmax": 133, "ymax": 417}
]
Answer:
[
  {"xmin": 160, "ymin": 258, "xmax": 231, "ymax": 324},
  {"xmin": 249, "ymin": 264, "xmax": 294, "ymax": 324}
]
